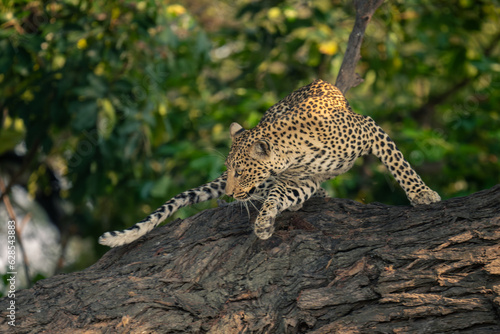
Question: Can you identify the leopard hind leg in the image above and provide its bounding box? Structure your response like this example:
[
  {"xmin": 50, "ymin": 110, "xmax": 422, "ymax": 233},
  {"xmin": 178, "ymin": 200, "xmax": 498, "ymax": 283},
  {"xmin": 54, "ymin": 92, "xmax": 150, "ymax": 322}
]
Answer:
[{"xmin": 364, "ymin": 117, "xmax": 440, "ymax": 205}]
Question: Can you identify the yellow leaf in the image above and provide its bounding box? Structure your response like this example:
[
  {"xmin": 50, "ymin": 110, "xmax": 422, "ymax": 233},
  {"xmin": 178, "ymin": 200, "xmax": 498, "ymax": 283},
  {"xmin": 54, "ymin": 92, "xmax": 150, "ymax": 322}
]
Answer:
[
  {"xmin": 77, "ymin": 38, "xmax": 87, "ymax": 50},
  {"xmin": 21, "ymin": 90, "xmax": 34, "ymax": 102},
  {"xmin": 292, "ymin": 27, "xmax": 311, "ymax": 39},
  {"xmin": 111, "ymin": 8, "xmax": 120, "ymax": 20},
  {"xmin": 52, "ymin": 54, "xmax": 66, "ymax": 69},
  {"xmin": 268, "ymin": 7, "xmax": 281, "ymax": 20},
  {"xmin": 166, "ymin": 4, "xmax": 186, "ymax": 16},
  {"xmin": 137, "ymin": 1, "xmax": 147, "ymax": 11},
  {"xmin": 284, "ymin": 8, "xmax": 298, "ymax": 20},
  {"xmin": 158, "ymin": 103, "xmax": 167, "ymax": 116},
  {"xmin": 94, "ymin": 62, "xmax": 105, "ymax": 76},
  {"xmin": 318, "ymin": 41, "xmax": 338, "ymax": 55},
  {"xmin": 98, "ymin": 98, "xmax": 116, "ymax": 139},
  {"xmin": 212, "ymin": 123, "xmax": 224, "ymax": 136}
]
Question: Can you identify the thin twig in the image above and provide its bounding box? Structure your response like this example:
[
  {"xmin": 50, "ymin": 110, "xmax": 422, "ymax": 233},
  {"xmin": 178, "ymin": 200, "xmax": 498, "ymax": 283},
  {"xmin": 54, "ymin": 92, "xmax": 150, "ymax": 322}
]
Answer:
[
  {"xmin": 0, "ymin": 176, "xmax": 32, "ymax": 286},
  {"xmin": 19, "ymin": 212, "xmax": 32, "ymax": 234},
  {"xmin": 335, "ymin": 0, "xmax": 385, "ymax": 94}
]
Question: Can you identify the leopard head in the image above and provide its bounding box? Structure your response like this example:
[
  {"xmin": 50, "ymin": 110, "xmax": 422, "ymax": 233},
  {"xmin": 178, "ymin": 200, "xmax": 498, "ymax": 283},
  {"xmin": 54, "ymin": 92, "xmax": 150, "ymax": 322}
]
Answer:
[{"xmin": 225, "ymin": 122, "xmax": 283, "ymax": 200}]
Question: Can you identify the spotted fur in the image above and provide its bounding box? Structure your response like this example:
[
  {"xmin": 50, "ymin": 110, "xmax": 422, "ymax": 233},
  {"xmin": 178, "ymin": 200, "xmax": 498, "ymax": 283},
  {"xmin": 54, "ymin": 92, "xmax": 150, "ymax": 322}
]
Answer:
[{"xmin": 99, "ymin": 79, "xmax": 440, "ymax": 247}]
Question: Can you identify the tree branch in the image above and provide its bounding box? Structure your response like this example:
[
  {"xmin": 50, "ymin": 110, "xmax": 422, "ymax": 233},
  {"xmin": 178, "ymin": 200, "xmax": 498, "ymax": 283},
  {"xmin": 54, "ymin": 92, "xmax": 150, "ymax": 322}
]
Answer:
[
  {"xmin": 335, "ymin": 0, "xmax": 385, "ymax": 94},
  {"xmin": 2, "ymin": 185, "xmax": 499, "ymax": 332}
]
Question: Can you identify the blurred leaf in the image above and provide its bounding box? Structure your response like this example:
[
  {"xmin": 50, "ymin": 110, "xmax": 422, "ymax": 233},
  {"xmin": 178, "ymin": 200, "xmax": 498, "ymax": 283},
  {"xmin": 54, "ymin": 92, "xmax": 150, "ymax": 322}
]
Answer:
[
  {"xmin": 70, "ymin": 100, "xmax": 98, "ymax": 131},
  {"xmin": 150, "ymin": 175, "xmax": 172, "ymax": 198},
  {"xmin": 0, "ymin": 128, "xmax": 25, "ymax": 154}
]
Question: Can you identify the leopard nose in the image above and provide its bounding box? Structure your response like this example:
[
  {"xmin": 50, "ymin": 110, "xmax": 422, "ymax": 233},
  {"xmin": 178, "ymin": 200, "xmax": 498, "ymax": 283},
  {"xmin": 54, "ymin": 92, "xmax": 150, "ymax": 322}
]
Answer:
[{"xmin": 225, "ymin": 183, "xmax": 233, "ymax": 196}]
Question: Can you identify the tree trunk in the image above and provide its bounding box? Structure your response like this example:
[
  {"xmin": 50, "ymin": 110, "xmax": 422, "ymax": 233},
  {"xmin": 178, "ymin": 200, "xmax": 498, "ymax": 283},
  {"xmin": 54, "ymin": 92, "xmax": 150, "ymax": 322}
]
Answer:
[{"xmin": 1, "ymin": 185, "xmax": 500, "ymax": 333}]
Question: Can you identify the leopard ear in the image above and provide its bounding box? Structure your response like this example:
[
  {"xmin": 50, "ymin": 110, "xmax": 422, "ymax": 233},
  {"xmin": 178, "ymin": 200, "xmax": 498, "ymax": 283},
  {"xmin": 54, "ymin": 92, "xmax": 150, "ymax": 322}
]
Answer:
[
  {"xmin": 230, "ymin": 122, "xmax": 245, "ymax": 139},
  {"xmin": 249, "ymin": 140, "xmax": 271, "ymax": 160}
]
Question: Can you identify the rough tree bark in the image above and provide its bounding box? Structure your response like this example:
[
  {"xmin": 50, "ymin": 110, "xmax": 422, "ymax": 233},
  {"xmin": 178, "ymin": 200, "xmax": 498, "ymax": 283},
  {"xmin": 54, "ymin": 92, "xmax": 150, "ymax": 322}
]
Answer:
[{"xmin": 1, "ymin": 185, "xmax": 500, "ymax": 333}]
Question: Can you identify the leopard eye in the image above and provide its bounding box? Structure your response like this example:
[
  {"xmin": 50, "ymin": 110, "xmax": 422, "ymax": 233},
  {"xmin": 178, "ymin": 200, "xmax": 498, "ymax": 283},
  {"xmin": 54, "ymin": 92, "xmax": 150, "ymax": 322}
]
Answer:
[{"xmin": 235, "ymin": 168, "xmax": 243, "ymax": 177}]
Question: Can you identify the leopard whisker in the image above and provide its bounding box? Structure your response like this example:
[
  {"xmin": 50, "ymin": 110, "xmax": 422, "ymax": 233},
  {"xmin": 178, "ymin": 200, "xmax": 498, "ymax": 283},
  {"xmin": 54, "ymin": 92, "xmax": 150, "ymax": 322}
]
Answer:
[
  {"xmin": 207, "ymin": 148, "xmax": 228, "ymax": 162},
  {"xmin": 243, "ymin": 201, "xmax": 251, "ymax": 220},
  {"xmin": 248, "ymin": 199, "xmax": 260, "ymax": 213}
]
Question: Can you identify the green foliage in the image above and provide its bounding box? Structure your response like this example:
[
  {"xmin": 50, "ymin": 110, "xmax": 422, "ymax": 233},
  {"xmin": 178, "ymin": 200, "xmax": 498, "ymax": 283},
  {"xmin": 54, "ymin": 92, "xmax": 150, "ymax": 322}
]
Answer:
[{"xmin": 1, "ymin": 0, "xmax": 499, "ymax": 276}]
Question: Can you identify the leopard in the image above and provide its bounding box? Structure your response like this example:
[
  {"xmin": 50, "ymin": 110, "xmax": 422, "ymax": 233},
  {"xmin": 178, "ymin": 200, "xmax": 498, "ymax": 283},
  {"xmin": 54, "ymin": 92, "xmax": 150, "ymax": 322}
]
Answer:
[{"xmin": 99, "ymin": 79, "xmax": 440, "ymax": 247}]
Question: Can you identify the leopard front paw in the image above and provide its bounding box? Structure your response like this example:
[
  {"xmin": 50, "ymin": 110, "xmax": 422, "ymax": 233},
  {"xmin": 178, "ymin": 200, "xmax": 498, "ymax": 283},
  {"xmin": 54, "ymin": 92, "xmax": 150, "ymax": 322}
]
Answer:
[
  {"xmin": 408, "ymin": 188, "xmax": 441, "ymax": 206},
  {"xmin": 254, "ymin": 215, "xmax": 275, "ymax": 240}
]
